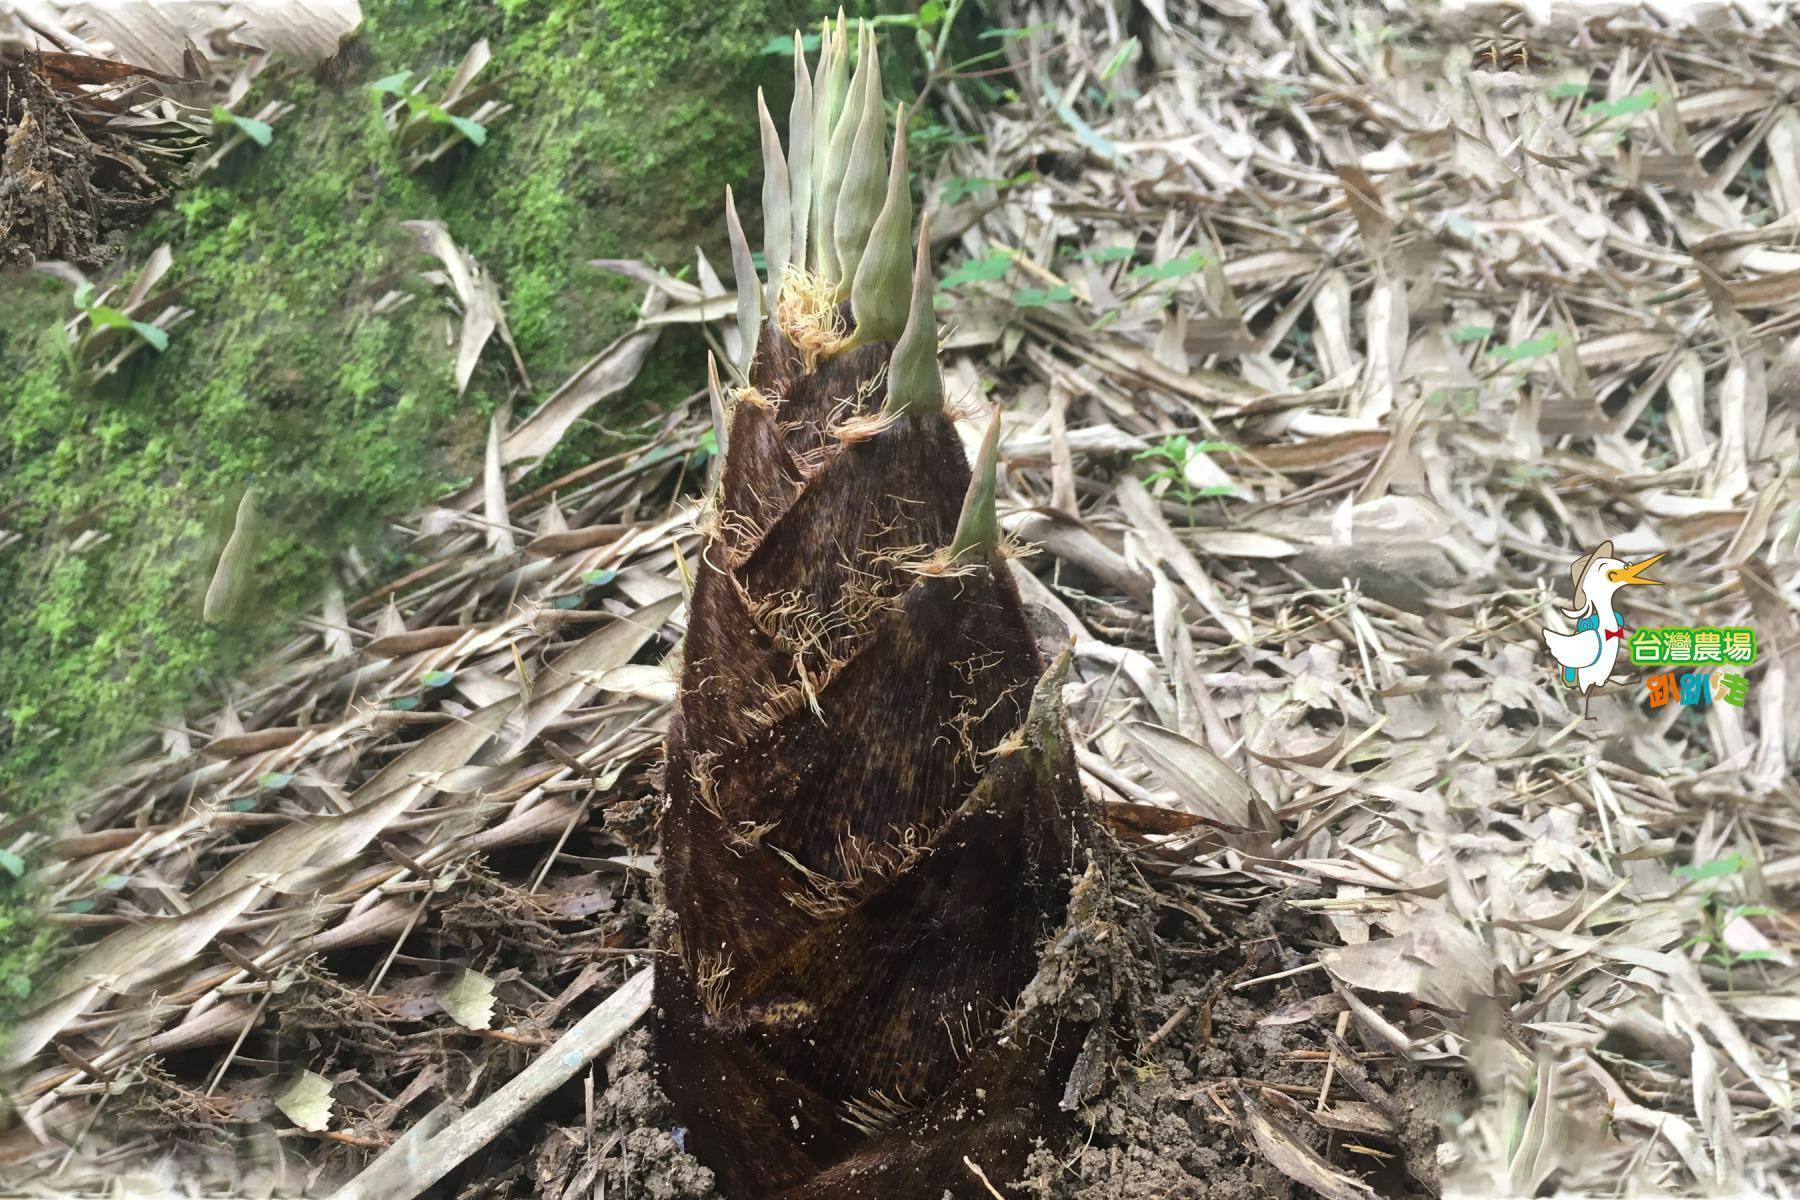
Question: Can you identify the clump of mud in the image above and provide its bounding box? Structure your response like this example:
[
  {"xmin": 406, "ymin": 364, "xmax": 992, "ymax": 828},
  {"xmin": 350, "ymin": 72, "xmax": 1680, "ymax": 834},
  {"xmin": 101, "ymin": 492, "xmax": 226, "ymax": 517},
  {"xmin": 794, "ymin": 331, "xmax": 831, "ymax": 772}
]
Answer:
[
  {"xmin": 1, "ymin": 52, "xmax": 193, "ymax": 268},
  {"xmin": 529, "ymin": 1030, "xmax": 722, "ymax": 1200},
  {"xmin": 554, "ymin": 892, "xmax": 1467, "ymax": 1200},
  {"xmin": 1020, "ymin": 893, "xmax": 1466, "ymax": 1200}
]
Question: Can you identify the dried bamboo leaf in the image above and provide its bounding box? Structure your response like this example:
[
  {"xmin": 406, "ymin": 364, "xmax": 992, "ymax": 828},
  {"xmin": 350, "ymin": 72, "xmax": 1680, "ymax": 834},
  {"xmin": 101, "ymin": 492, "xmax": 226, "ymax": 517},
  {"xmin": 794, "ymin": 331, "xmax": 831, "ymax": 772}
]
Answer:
[
  {"xmin": 190, "ymin": 700, "xmax": 513, "ymax": 904},
  {"xmin": 20, "ymin": 0, "xmax": 362, "ymax": 76},
  {"xmin": 497, "ymin": 594, "xmax": 679, "ymax": 758},
  {"xmin": 500, "ymin": 323, "xmax": 661, "ymax": 467},
  {"xmin": 201, "ymin": 486, "xmax": 255, "ymax": 622},
  {"xmin": 437, "ymin": 968, "xmax": 496, "ymax": 1030},
  {"xmin": 275, "ymin": 1069, "xmax": 335, "ymax": 1133},
  {"xmin": 1240, "ymin": 1089, "xmax": 1379, "ymax": 1200}
]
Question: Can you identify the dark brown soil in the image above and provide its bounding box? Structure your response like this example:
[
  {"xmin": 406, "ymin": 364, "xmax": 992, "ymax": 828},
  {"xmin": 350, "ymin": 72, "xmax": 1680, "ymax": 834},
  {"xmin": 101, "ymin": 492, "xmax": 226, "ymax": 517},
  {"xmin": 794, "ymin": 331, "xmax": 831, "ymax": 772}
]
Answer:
[
  {"xmin": 1, "ymin": 53, "xmax": 190, "ymax": 269},
  {"xmin": 589, "ymin": 1030, "xmax": 723, "ymax": 1200},
  {"xmin": 547, "ymin": 888, "xmax": 1469, "ymax": 1200}
]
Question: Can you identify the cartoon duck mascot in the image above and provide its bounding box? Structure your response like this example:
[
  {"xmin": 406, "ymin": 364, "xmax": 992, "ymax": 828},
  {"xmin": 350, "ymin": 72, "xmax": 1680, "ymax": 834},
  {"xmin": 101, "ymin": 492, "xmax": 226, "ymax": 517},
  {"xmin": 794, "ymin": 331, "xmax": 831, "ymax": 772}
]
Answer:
[{"xmin": 1543, "ymin": 540, "xmax": 1663, "ymax": 717}]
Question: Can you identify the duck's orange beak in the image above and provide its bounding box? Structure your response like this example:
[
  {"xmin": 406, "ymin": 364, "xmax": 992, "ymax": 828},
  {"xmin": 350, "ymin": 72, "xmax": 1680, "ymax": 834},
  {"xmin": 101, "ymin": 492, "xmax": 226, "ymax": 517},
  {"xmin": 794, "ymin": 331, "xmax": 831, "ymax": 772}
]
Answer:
[{"xmin": 1608, "ymin": 552, "xmax": 1664, "ymax": 587}]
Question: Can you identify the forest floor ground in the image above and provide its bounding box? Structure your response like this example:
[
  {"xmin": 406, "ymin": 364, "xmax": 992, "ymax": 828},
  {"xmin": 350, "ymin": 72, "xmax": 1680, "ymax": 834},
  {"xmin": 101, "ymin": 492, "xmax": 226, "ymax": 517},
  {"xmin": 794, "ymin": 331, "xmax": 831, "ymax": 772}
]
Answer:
[{"xmin": 3, "ymin": 0, "xmax": 1798, "ymax": 1197}]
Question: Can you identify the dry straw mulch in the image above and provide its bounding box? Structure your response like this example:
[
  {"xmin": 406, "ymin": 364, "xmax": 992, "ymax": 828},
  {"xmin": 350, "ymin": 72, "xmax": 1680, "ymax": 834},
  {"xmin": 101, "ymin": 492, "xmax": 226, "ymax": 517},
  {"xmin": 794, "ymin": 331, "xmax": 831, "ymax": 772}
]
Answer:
[{"xmin": 4, "ymin": 0, "xmax": 1798, "ymax": 1195}]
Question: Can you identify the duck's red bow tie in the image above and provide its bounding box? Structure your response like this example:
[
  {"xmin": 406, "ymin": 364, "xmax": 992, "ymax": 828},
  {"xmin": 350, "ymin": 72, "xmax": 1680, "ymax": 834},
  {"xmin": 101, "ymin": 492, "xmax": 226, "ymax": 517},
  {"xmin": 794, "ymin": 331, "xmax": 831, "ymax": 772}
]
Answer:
[{"xmin": 1604, "ymin": 628, "xmax": 1626, "ymax": 641}]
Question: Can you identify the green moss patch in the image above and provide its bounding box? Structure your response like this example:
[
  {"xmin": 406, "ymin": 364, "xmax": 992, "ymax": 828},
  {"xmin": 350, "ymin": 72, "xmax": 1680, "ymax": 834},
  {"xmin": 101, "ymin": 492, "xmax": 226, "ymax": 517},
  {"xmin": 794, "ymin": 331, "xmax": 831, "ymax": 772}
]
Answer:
[{"xmin": 0, "ymin": 0, "xmax": 832, "ymax": 1006}]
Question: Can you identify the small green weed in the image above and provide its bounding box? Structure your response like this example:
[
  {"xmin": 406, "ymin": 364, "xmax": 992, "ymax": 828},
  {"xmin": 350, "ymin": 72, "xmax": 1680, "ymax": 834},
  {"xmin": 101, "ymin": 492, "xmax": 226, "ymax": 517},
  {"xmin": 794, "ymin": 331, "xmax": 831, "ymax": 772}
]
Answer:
[
  {"xmin": 1677, "ymin": 853, "xmax": 1778, "ymax": 990},
  {"xmin": 1134, "ymin": 434, "xmax": 1237, "ymax": 519}
]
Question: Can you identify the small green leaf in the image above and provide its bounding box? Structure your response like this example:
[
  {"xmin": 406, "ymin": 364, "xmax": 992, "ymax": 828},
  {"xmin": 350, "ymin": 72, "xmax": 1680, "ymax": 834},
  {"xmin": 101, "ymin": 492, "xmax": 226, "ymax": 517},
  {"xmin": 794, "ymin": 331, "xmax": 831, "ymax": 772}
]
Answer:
[
  {"xmin": 212, "ymin": 104, "xmax": 272, "ymax": 146},
  {"xmin": 1547, "ymin": 80, "xmax": 1590, "ymax": 100},
  {"xmin": 421, "ymin": 669, "xmax": 455, "ymax": 687},
  {"xmin": 368, "ymin": 70, "xmax": 412, "ymax": 96},
  {"xmin": 551, "ymin": 594, "xmax": 583, "ymax": 610},
  {"xmin": 438, "ymin": 967, "xmax": 497, "ymax": 1029},
  {"xmin": 1674, "ymin": 854, "xmax": 1744, "ymax": 882},
  {"xmin": 1101, "ymin": 37, "xmax": 1139, "ymax": 81},
  {"xmin": 937, "ymin": 172, "xmax": 1036, "ymax": 204},
  {"xmin": 65, "ymin": 898, "xmax": 96, "ymax": 914},
  {"xmin": 1450, "ymin": 324, "xmax": 1493, "ymax": 344},
  {"xmin": 228, "ymin": 797, "xmax": 259, "ymax": 812},
  {"xmin": 233, "ymin": 115, "xmax": 274, "ymax": 146},
  {"xmin": 918, "ymin": 0, "xmax": 947, "ymax": 25},
  {"xmin": 1199, "ymin": 484, "xmax": 1237, "ymax": 497},
  {"xmin": 1043, "ymin": 82, "xmax": 1117, "ymax": 160},
  {"xmin": 1013, "ymin": 285, "xmax": 1074, "ymax": 308},
  {"xmin": 0, "ymin": 850, "xmax": 24, "ymax": 878},
  {"xmin": 1135, "ymin": 434, "xmax": 1194, "ymax": 463},
  {"xmin": 980, "ymin": 23, "xmax": 1054, "ymax": 41},
  {"xmin": 258, "ymin": 771, "xmax": 293, "ymax": 789},
  {"xmin": 84, "ymin": 304, "xmax": 132, "ymax": 331},
  {"xmin": 762, "ymin": 32, "xmax": 819, "ymax": 55},
  {"xmin": 97, "ymin": 873, "xmax": 128, "ymax": 891},
  {"xmin": 130, "ymin": 320, "xmax": 170, "ymax": 351},
  {"xmin": 1584, "ymin": 89, "xmax": 1664, "ymax": 120},
  {"xmin": 939, "ymin": 250, "xmax": 1015, "ymax": 290},
  {"xmin": 941, "ymin": 176, "xmax": 1002, "ymax": 204},
  {"xmin": 583, "ymin": 568, "xmax": 619, "ymax": 588},
  {"xmin": 87, "ymin": 305, "xmax": 168, "ymax": 350},
  {"xmin": 71, "ymin": 280, "xmax": 95, "ymax": 309},
  {"xmin": 1130, "ymin": 251, "xmax": 1211, "ymax": 282},
  {"xmin": 391, "ymin": 695, "xmax": 423, "ymax": 711},
  {"xmin": 444, "ymin": 113, "xmax": 487, "ymax": 145},
  {"xmin": 1488, "ymin": 332, "xmax": 1561, "ymax": 363}
]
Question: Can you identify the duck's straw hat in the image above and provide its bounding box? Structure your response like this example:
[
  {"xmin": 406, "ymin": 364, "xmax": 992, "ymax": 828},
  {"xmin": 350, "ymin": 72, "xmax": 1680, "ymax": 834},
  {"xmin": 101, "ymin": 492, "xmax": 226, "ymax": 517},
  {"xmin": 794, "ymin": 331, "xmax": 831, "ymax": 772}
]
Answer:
[{"xmin": 1570, "ymin": 540, "xmax": 1614, "ymax": 595}]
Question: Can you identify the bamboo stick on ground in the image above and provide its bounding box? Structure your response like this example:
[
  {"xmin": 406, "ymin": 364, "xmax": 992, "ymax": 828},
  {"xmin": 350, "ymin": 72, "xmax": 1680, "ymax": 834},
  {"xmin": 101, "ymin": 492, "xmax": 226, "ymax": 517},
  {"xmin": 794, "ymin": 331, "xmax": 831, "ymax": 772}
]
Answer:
[{"xmin": 325, "ymin": 967, "xmax": 652, "ymax": 1200}]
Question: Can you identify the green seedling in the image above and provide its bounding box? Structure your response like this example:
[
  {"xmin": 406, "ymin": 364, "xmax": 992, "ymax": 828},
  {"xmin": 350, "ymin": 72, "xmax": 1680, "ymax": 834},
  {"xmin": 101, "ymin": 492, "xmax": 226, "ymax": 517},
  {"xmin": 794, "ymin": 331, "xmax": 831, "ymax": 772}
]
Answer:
[
  {"xmin": 210, "ymin": 105, "xmax": 273, "ymax": 147},
  {"xmin": 369, "ymin": 43, "xmax": 510, "ymax": 172},
  {"xmin": 1677, "ymin": 853, "xmax": 1777, "ymax": 990},
  {"xmin": 69, "ymin": 282, "xmax": 169, "ymax": 354},
  {"xmin": 1013, "ymin": 285, "xmax": 1073, "ymax": 308},
  {"xmin": 44, "ymin": 252, "xmax": 185, "ymax": 384},
  {"xmin": 938, "ymin": 249, "xmax": 1015, "ymax": 290},
  {"xmin": 939, "ymin": 171, "xmax": 1037, "ymax": 205},
  {"xmin": 1584, "ymin": 89, "xmax": 1664, "ymax": 121},
  {"xmin": 1135, "ymin": 434, "xmax": 1237, "ymax": 520},
  {"xmin": 371, "ymin": 71, "xmax": 487, "ymax": 144}
]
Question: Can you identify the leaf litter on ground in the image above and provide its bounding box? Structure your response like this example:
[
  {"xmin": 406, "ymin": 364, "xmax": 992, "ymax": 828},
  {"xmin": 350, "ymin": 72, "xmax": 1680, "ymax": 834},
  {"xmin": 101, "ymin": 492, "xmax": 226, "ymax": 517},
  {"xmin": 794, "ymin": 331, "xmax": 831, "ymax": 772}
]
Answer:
[{"xmin": 3, "ymin": 0, "xmax": 1799, "ymax": 1196}]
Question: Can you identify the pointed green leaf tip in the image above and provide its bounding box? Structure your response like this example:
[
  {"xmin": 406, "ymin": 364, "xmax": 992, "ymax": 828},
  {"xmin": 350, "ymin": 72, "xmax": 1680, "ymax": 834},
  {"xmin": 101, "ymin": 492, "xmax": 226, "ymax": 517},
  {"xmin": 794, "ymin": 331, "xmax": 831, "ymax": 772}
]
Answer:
[
  {"xmin": 949, "ymin": 408, "xmax": 1003, "ymax": 558},
  {"xmin": 883, "ymin": 216, "xmax": 942, "ymax": 417},
  {"xmin": 832, "ymin": 27, "xmax": 886, "ymax": 290},
  {"xmin": 849, "ymin": 101, "xmax": 911, "ymax": 343},
  {"xmin": 811, "ymin": 15, "xmax": 853, "ymax": 283},
  {"xmin": 757, "ymin": 88, "xmax": 790, "ymax": 313},
  {"xmin": 787, "ymin": 31, "xmax": 814, "ymax": 275}
]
